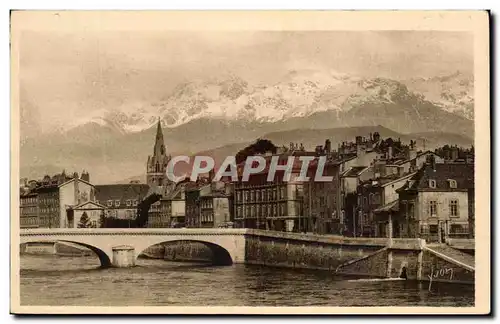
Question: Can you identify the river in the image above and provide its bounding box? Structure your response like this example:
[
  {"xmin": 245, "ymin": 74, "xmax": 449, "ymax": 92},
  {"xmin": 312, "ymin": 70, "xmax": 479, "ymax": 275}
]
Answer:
[{"xmin": 20, "ymin": 255, "xmax": 474, "ymax": 307}]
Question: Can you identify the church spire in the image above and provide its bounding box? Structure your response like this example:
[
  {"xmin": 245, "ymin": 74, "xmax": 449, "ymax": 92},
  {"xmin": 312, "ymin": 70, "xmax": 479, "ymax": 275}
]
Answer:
[
  {"xmin": 153, "ymin": 118, "xmax": 165, "ymax": 156},
  {"xmin": 146, "ymin": 117, "xmax": 172, "ymax": 188}
]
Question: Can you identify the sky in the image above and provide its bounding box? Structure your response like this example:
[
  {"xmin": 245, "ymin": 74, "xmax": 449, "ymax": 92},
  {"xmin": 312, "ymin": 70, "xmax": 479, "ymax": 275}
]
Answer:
[{"xmin": 19, "ymin": 30, "xmax": 473, "ymax": 132}]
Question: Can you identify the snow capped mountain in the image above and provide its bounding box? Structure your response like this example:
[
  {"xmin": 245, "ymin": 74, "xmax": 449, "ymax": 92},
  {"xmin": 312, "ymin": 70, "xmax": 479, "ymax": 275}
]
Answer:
[
  {"xmin": 42, "ymin": 69, "xmax": 474, "ymax": 135},
  {"xmin": 403, "ymin": 71, "xmax": 474, "ymax": 120}
]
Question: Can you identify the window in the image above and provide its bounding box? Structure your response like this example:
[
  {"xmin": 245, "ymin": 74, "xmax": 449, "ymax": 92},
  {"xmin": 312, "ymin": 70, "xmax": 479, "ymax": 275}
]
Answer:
[
  {"xmin": 115, "ymin": 200, "xmax": 120, "ymax": 207},
  {"xmin": 448, "ymin": 179, "xmax": 457, "ymax": 189},
  {"xmin": 401, "ymin": 200, "xmax": 407, "ymax": 216},
  {"xmin": 449, "ymin": 200, "xmax": 459, "ymax": 217},
  {"xmin": 237, "ymin": 191, "xmax": 241, "ymax": 202},
  {"xmin": 408, "ymin": 202, "xmax": 415, "ymax": 219},
  {"xmin": 126, "ymin": 199, "xmax": 132, "ymax": 207},
  {"xmin": 420, "ymin": 225, "xmax": 429, "ymax": 234},
  {"xmin": 450, "ymin": 224, "xmax": 468, "ymax": 234},
  {"xmin": 429, "ymin": 225, "xmax": 438, "ymax": 234},
  {"xmin": 429, "ymin": 179, "xmax": 437, "ymax": 188},
  {"xmin": 107, "ymin": 200, "xmax": 113, "ymax": 207},
  {"xmin": 429, "ymin": 201, "xmax": 437, "ymax": 217}
]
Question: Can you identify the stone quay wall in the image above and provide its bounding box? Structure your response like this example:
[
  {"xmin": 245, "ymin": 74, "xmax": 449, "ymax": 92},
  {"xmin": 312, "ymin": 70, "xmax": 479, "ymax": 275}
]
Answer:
[
  {"xmin": 244, "ymin": 230, "xmax": 474, "ymax": 284},
  {"xmin": 244, "ymin": 230, "xmax": 389, "ymax": 272}
]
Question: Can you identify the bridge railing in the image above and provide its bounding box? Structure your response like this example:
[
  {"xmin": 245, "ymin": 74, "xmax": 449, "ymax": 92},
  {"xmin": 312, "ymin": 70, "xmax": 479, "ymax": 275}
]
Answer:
[{"xmin": 19, "ymin": 228, "xmax": 250, "ymax": 235}]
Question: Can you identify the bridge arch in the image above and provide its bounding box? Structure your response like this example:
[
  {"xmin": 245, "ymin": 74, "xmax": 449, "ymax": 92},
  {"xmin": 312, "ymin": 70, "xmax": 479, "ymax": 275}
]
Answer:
[
  {"xmin": 136, "ymin": 239, "xmax": 233, "ymax": 266},
  {"xmin": 20, "ymin": 239, "xmax": 112, "ymax": 268}
]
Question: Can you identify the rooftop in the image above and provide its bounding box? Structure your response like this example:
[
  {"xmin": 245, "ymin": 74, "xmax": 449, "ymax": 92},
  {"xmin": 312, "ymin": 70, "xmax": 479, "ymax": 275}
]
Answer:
[
  {"xmin": 342, "ymin": 166, "xmax": 369, "ymax": 177},
  {"xmin": 398, "ymin": 162, "xmax": 474, "ymax": 192},
  {"xmin": 95, "ymin": 184, "xmax": 150, "ymax": 203}
]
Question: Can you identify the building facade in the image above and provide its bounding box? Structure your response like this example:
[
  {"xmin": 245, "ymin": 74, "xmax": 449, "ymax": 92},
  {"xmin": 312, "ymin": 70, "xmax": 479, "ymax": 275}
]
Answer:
[
  {"xmin": 69, "ymin": 201, "xmax": 106, "ymax": 228},
  {"xmin": 339, "ymin": 166, "xmax": 373, "ymax": 236},
  {"xmin": 233, "ymin": 148, "xmax": 311, "ymax": 232},
  {"xmin": 19, "ymin": 171, "xmax": 94, "ymax": 228},
  {"xmin": 303, "ymin": 158, "xmax": 342, "ymax": 235},
  {"xmin": 359, "ymin": 172, "xmax": 416, "ymax": 237},
  {"xmin": 20, "ymin": 191, "xmax": 38, "ymax": 228},
  {"xmin": 95, "ymin": 183, "xmax": 150, "ymax": 222},
  {"xmin": 186, "ymin": 181, "xmax": 233, "ymax": 228},
  {"xmin": 148, "ymin": 183, "xmax": 186, "ymax": 228},
  {"xmin": 395, "ymin": 160, "xmax": 474, "ymax": 242}
]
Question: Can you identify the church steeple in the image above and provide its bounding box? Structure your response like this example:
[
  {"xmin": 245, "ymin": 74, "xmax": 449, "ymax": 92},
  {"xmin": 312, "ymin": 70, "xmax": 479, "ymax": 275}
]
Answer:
[
  {"xmin": 146, "ymin": 117, "xmax": 172, "ymax": 189},
  {"xmin": 153, "ymin": 118, "xmax": 166, "ymax": 156}
]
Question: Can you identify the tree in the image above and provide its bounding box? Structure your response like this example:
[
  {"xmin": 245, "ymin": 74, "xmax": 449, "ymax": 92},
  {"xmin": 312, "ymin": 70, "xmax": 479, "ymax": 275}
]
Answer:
[
  {"xmin": 135, "ymin": 194, "xmax": 162, "ymax": 228},
  {"xmin": 77, "ymin": 211, "xmax": 91, "ymax": 228},
  {"xmin": 235, "ymin": 138, "xmax": 277, "ymax": 164},
  {"xmin": 99, "ymin": 209, "xmax": 107, "ymax": 228}
]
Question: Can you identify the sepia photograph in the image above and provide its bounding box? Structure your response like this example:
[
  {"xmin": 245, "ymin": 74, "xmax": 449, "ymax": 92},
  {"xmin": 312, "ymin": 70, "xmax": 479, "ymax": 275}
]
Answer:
[{"xmin": 10, "ymin": 10, "xmax": 490, "ymax": 315}]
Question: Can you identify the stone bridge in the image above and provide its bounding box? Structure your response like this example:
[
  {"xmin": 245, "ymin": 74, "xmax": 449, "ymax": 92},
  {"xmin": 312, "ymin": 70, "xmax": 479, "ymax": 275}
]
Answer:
[{"xmin": 20, "ymin": 228, "xmax": 248, "ymax": 267}]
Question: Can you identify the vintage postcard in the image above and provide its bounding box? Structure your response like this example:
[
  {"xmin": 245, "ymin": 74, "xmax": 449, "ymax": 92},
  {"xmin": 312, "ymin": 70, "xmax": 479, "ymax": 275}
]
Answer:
[{"xmin": 10, "ymin": 10, "xmax": 490, "ymax": 315}]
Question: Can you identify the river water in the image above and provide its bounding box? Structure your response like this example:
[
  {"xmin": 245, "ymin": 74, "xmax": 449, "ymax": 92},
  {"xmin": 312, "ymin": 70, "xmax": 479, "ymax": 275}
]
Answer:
[{"xmin": 20, "ymin": 255, "xmax": 474, "ymax": 307}]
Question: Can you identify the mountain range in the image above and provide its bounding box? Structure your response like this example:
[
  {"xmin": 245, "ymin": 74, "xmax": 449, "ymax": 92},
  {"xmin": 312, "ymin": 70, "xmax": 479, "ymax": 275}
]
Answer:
[{"xmin": 19, "ymin": 70, "xmax": 475, "ymax": 184}]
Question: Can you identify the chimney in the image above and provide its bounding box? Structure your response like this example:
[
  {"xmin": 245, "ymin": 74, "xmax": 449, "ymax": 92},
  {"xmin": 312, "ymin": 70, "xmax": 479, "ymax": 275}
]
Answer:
[
  {"xmin": 428, "ymin": 154, "xmax": 436, "ymax": 171},
  {"xmin": 180, "ymin": 185, "xmax": 186, "ymax": 200},
  {"xmin": 324, "ymin": 139, "xmax": 331, "ymax": 154},
  {"xmin": 81, "ymin": 171, "xmax": 90, "ymax": 182},
  {"xmin": 387, "ymin": 146, "xmax": 393, "ymax": 159},
  {"xmin": 451, "ymin": 146, "xmax": 459, "ymax": 161},
  {"xmin": 409, "ymin": 143, "xmax": 417, "ymax": 161},
  {"xmin": 356, "ymin": 142, "xmax": 365, "ymax": 158}
]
